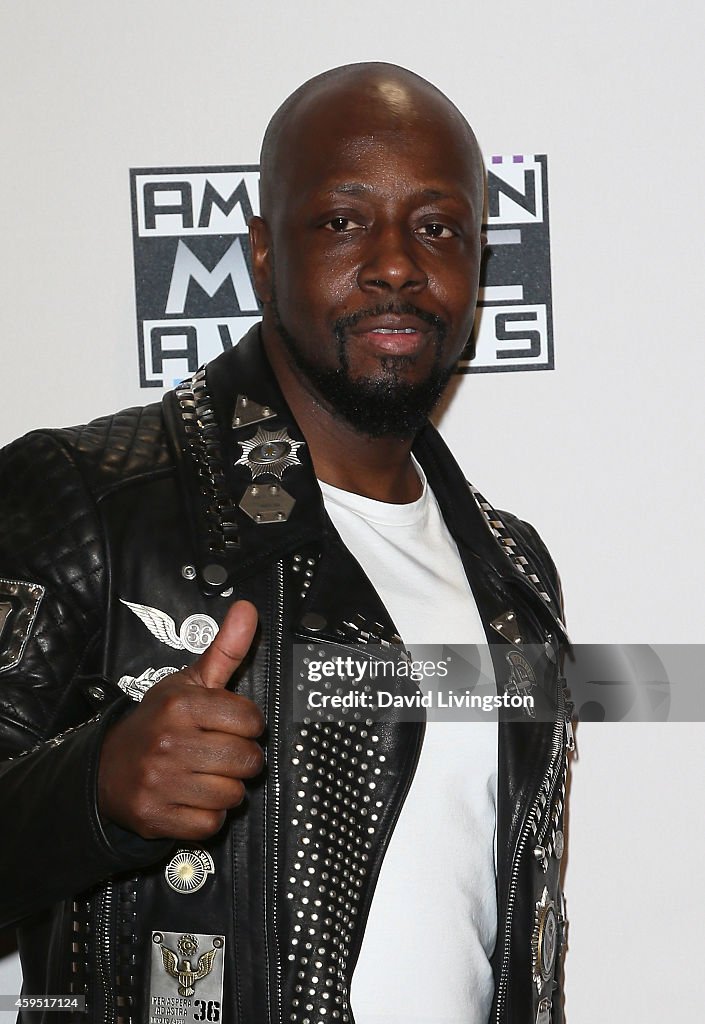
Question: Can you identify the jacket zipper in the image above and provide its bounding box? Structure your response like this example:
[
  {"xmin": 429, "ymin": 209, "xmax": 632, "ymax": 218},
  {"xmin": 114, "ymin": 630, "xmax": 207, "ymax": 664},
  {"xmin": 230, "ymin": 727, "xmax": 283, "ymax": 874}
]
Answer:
[
  {"xmin": 96, "ymin": 881, "xmax": 115, "ymax": 1024},
  {"xmin": 534, "ymin": 716, "xmax": 565, "ymax": 851},
  {"xmin": 535, "ymin": 701, "xmax": 573, "ymax": 853},
  {"xmin": 494, "ymin": 679, "xmax": 567, "ymax": 1023},
  {"xmin": 266, "ymin": 561, "xmax": 285, "ymax": 1024}
]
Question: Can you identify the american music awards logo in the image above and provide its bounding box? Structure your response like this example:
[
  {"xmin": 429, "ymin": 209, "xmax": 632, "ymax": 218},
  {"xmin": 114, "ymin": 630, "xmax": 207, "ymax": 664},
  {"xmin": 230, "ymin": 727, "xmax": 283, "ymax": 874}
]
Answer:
[{"xmin": 130, "ymin": 157, "xmax": 554, "ymax": 389}]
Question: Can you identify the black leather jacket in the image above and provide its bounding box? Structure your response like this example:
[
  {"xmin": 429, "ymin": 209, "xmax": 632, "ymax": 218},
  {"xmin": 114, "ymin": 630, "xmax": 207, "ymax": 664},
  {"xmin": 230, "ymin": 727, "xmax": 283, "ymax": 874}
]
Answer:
[{"xmin": 0, "ymin": 328, "xmax": 571, "ymax": 1024}]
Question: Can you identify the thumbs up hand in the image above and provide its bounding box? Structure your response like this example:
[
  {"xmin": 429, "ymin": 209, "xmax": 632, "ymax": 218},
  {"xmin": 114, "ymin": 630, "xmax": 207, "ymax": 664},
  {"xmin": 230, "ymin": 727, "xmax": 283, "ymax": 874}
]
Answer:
[{"xmin": 98, "ymin": 601, "xmax": 265, "ymax": 840}]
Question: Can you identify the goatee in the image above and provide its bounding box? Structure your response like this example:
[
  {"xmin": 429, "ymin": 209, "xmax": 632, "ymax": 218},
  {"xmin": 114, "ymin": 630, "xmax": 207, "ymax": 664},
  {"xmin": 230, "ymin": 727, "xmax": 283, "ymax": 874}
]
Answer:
[{"xmin": 271, "ymin": 299, "xmax": 454, "ymax": 439}]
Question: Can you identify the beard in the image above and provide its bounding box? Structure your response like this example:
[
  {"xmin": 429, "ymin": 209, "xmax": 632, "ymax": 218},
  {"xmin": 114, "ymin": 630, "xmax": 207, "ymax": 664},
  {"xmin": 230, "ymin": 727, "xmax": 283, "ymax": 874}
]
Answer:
[{"xmin": 270, "ymin": 295, "xmax": 455, "ymax": 439}]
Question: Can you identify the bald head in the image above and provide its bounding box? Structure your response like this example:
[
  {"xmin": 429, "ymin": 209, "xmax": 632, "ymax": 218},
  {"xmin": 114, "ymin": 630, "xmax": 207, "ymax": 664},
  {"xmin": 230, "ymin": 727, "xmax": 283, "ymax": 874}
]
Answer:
[
  {"xmin": 249, "ymin": 62, "xmax": 487, "ymax": 442},
  {"xmin": 259, "ymin": 62, "xmax": 485, "ymax": 222}
]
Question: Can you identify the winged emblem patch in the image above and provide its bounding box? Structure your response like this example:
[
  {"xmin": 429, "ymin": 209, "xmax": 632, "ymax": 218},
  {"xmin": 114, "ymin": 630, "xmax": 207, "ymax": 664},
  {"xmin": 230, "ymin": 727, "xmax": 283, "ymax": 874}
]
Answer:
[{"xmin": 120, "ymin": 598, "xmax": 219, "ymax": 655}]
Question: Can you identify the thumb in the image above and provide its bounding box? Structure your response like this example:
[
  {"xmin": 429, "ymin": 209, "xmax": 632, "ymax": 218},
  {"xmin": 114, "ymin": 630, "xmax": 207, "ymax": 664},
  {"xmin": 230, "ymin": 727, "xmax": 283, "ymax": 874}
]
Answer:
[{"xmin": 194, "ymin": 600, "xmax": 259, "ymax": 689}]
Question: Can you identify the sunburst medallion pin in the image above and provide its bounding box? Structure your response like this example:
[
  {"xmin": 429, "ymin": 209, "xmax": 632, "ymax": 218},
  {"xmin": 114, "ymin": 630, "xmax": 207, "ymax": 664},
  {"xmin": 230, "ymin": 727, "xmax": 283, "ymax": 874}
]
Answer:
[
  {"xmin": 531, "ymin": 887, "xmax": 558, "ymax": 994},
  {"xmin": 164, "ymin": 848, "xmax": 215, "ymax": 893},
  {"xmin": 235, "ymin": 426, "xmax": 305, "ymax": 480}
]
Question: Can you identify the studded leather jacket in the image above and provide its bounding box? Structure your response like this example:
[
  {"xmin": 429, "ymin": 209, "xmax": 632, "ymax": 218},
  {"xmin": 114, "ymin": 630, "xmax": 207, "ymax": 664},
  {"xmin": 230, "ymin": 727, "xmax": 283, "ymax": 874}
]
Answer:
[{"xmin": 0, "ymin": 327, "xmax": 571, "ymax": 1024}]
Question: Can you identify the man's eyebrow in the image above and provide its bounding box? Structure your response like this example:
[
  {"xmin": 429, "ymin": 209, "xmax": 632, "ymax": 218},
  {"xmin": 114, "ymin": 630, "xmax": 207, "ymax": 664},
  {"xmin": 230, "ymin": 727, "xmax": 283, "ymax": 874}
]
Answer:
[
  {"xmin": 329, "ymin": 183, "xmax": 460, "ymax": 201},
  {"xmin": 330, "ymin": 182, "xmax": 370, "ymax": 197}
]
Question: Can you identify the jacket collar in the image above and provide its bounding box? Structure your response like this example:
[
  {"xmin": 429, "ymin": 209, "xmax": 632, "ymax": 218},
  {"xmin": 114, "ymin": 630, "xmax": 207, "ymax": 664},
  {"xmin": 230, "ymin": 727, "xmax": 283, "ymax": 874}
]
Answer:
[
  {"xmin": 163, "ymin": 323, "xmax": 563, "ymax": 648},
  {"xmin": 412, "ymin": 423, "xmax": 567, "ymax": 646}
]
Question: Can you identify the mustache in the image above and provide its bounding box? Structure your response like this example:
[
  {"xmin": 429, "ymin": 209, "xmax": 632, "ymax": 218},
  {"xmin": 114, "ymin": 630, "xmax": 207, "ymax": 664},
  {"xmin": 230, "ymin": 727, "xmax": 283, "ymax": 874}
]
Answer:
[{"xmin": 333, "ymin": 302, "xmax": 447, "ymax": 337}]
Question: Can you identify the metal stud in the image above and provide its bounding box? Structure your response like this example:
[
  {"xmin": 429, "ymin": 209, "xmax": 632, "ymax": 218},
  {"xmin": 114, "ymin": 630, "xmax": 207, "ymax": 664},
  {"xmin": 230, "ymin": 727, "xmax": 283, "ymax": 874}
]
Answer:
[
  {"xmin": 301, "ymin": 613, "xmax": 327, "ymax": 632},
  {"xmin": 554, "ymin": 829, "xmax": 565, "ymax": 860},
  {"xmin": 202, "ymin": 563, "xmax": 228, "ymax": 588}
]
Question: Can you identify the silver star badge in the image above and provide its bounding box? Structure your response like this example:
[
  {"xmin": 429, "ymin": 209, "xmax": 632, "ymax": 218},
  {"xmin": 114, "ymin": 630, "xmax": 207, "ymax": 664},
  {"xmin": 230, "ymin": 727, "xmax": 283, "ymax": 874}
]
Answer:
[{"xmin": 235, "ymin": 426, "xmax": 305, "ymax": 480}]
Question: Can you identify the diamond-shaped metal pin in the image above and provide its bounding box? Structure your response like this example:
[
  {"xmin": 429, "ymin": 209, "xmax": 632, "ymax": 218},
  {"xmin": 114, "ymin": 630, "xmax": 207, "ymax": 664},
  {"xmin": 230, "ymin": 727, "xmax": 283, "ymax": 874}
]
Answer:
[
  {"xmin": 239, "ymin": 483, "xmax": 296, "ymax": 524},
  {"xmin": 231, "ymin": 394, "xmax": 278, "ymax": 429},
  {"xmin": 490, "ymin": 610, "xmax": 522, "ymax": 645}
]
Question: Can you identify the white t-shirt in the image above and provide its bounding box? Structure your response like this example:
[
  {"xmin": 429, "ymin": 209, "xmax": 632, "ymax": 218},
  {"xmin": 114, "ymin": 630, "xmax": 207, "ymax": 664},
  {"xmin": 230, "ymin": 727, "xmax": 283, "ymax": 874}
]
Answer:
[{"xmin": 319, "ymin": 464, "xmax": 498, "ymax": 1024}]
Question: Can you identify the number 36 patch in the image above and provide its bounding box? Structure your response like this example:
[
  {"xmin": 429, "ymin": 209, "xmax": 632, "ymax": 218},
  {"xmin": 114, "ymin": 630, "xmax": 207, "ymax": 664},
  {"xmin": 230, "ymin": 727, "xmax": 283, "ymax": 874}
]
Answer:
[{"xmin": 120, "ymin": 598, "xmax": 219, "ymax": 655}]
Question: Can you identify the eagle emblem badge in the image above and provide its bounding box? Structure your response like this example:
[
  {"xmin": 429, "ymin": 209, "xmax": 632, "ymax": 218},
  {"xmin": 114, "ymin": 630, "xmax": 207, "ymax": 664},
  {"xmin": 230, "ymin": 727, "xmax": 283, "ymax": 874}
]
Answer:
[
  {"xmin": 149, "ymin": 931, "xmax": 225, "ymax": 1019},
  {"xmin": 157, "ymin": 933, "xmax": 221, "ymax": 997}
]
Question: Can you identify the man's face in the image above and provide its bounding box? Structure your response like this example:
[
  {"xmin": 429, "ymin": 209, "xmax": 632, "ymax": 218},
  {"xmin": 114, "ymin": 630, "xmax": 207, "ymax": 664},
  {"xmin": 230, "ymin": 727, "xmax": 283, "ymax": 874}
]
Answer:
[{"xmin": 251, "ymin": 87, "xmax": 484, "ymax": 437}]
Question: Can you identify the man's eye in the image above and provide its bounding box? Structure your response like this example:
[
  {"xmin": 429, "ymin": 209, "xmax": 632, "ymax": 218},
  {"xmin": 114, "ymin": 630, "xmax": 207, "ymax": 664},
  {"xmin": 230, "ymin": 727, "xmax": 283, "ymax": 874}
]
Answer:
[
  {"xmin": 418, "ymin": 223, "xmax": 454, "ymax": 239},
  {"xmin": 324, "ymin": 217, "xmax": 363, "ymax": 232}
]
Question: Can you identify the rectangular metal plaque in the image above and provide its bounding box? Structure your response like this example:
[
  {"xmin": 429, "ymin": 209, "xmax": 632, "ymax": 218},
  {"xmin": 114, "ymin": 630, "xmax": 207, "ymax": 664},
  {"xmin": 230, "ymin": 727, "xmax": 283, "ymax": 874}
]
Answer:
[{"xmin": 148, "ymin": 930, "xmax": 225, "ymax": 1024}]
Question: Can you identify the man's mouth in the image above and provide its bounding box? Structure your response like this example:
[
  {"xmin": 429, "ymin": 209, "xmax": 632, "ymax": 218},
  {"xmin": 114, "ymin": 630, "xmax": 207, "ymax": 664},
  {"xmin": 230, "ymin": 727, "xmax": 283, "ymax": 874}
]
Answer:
[
  {"xmin": 348, "ymin": 316, "xmax": 435, "ymax": 356},
  {"xmin": 333, "ymin": 304, "xmax": 448, "ymax": 365},
  {"xmin": 371, "ymin": 327, "xmax": 418, "ymax": 334}
]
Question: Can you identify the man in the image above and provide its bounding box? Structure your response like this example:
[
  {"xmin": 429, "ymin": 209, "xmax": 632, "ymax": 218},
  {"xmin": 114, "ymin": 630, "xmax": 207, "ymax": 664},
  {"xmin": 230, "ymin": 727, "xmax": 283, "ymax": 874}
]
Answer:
[{"xmin": 0, "ymin": 63, "xmax": 570, "ymax": 1024}]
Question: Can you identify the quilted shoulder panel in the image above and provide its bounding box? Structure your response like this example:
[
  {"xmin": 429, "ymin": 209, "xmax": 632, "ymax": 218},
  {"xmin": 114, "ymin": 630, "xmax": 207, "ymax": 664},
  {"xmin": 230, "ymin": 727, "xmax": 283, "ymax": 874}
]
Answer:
[
  {"xmin": 0, "ymin": 430, "xmax": 108, "ymax": 748},
  {"xmin": 52, "ymin": 402, "xmax": 171, "ymax": 497}
]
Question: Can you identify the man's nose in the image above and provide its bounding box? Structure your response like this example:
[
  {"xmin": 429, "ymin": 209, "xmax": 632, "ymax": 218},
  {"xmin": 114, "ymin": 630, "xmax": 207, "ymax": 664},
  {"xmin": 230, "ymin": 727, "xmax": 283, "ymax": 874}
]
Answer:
[{"xmin": 357, "ymin": 224, "xmax": 427, "ymax": 293}]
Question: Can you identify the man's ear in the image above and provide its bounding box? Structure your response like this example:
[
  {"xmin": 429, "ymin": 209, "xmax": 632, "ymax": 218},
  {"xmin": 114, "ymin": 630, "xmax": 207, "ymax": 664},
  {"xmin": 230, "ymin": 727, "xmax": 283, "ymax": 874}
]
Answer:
[
  {"xmin": 479, "ymin": 230, "xmax": 490, "ymax": 279},
  {"xmin": 248, "ymin": 216, "xmax": 273, "ymax": 304}
]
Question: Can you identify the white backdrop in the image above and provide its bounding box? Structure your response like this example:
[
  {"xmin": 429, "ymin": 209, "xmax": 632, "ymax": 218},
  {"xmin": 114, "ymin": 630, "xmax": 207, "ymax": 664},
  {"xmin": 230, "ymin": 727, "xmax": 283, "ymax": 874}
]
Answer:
[{"xmin": 2, "ymin": 2, "xmax": 704, "ymax": 1020}]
